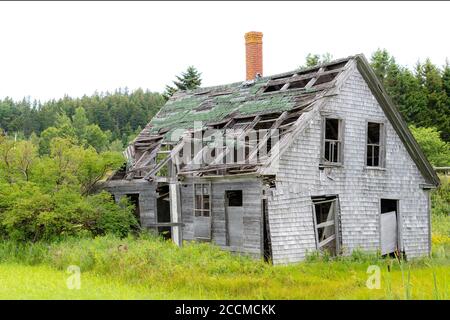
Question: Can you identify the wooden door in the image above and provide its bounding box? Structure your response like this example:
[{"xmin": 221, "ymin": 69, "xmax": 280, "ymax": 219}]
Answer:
[{"xmin": 380, "ymin": 211, "xmax": 398, "ymax": 255}]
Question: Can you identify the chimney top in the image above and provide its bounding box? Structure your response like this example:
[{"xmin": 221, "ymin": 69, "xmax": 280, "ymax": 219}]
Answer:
[
  {"xmin": 244, "ymin": 31, "xmax": 263, "ymax": 44},
  {"xmin": 244, "ymin": 31, "xmax": 263, "ymax": 81}
]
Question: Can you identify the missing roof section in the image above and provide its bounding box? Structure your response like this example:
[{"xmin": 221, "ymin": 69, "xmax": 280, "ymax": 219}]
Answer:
[
  {"xmin": 263, "ymin": 83, "xmax": 285, "ymax": 93},
  {"xmin": 313, "ymin": 72, "xmax": 339, "ymax": 86},
  {"xmin": 262, "ymin": 62, "xmax": 347, "ymax": 94},
  {"xmin": 288, "ymin": 78, "xmax": 312, "ymax": 90}
]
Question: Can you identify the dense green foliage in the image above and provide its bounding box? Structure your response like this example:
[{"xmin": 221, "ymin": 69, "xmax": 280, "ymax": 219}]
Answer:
[
  {"xmin": 410, "ymin": 126, "xmax": 450, "ymax": 166},
  {"xmin": 0, "ymin": 135, "xmax": 137, "ymax": 241},
  {"xmin": 163, "ymin": 66, "xmax": 202, "ymax": 99},
  {"xmin": 432, "ymin": 176, "xmax": 450, "ymax": 219},
  {"xmin": 0, "ymin": 88, "xmax": 165, "ymax": 148},
  {"xmin": 370, "ymin": 49, "xmax": 450, "ymax": 142}
]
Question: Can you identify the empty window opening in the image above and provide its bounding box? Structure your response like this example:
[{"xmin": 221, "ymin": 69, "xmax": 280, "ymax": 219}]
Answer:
[
  {"xmin": 312, "ymin": 196, "xmax": 340, "ymax": 256},
  {"xmin": 226, "ymin": 190, "xmax": 243, "ymax": 207},
  {"xmin": 381, "ymin": 199, "xmax": 397, "ymax": 214},
  {"xmin": 125, "ymin": 194, "xmax": 141, "ymax": 225},
  {"xmin": 367, "ymin": 122, "xmax": 383, "ymax": 167},
  {"xmin": 313, "ymin": 72, "xmax": 339, "ymax": 86},
  {"xmin": 287, "ymin": 78, "xmax": 312, "ymax": 90},
  {"xmin": 194, "ymin": 183, "xmax": 211, "ymax": 217},
  {"xmin": 193, "ymin": 182, "xmax": 212, "ymax": 241},
  {"xmin": 323, "ymin": 118, "xmax": 342, "ymax": 163},
  {"xmin": 156, "ymin": 185, "xmax": 171, "ymax": 240}
]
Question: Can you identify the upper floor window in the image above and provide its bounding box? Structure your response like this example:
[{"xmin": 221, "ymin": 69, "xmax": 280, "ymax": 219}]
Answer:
[
  {"xmin": 366, "ymin": 122, "xmax": 385, "ymax": 167},
  {"xmin": 322, "ymin": 118, "xmax": 343, "ymax": 164}
]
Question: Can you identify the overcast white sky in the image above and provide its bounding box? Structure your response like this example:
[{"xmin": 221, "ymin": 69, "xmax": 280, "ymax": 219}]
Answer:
[{"xmin": 0, "ymin": 1, "xmax": 449, "ymax": 102}]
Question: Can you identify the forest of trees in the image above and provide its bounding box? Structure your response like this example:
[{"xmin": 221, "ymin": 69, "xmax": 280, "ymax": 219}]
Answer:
[{"xmin": 0, "ymin": 88, "xmax": 165, "ymax": 148}]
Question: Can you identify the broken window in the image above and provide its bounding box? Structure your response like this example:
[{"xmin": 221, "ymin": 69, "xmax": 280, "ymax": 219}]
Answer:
[
  {"xmin": 322, "ymin": 118, "xmax": 343, "ymax": 164},
  {"xmin": 226, "ymin": 190, "xmax": 243, "ymax": 207},
  {"xmin": 194, "ymin": 183, "xmax": 211, "ymax": 217},
  {"xmin": 312, "ymin": 196, "xmax": 340, "ymax": 256},
  {"xmin": 367, "ymin": 122, "xmax": 384, "ymax": 167}
]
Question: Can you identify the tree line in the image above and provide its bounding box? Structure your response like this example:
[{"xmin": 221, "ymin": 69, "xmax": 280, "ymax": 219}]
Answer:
[
  {"xmin": 0, "ymin": 51, "xmax": 448, "ymax": 164},
  {"xmin": 0, "ymin": 88, "xmax": 165, "ymax": 149}
]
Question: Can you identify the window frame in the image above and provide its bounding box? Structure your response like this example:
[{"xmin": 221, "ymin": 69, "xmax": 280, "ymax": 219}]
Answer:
[
  {"xmin": 320, "ymin": 116, "xmax": 344, "ymax": 166},
  {"xmin": 193, "ymin": 182, "xmax": 211, "ymax": 217},
  {"xmin": 225, "ymin": 190, "xmax": 243, "ymax": 207},
  {"xmin": 365, "ymin": 120, "xmax": 386, "ymax": 168}
]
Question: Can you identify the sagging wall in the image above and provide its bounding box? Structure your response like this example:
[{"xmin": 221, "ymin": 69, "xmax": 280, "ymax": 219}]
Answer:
[
  {"xmin": 101, "ymin": 179, "xmax": 157, "ymax": 228},
  {"xmin": 268, "ymin": 68, "xmax": 430, "ymax": 264},
  {"xmin": 179, "ymin": 178, "xmax": 264, "ymax": 258}
]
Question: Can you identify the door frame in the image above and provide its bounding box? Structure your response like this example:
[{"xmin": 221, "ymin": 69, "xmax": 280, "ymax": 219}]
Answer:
[
  {"xmin": 311, "ymin": 195, "xmax": 341, "ymax": 255},
  {"xmin": 379, "ymin": 198, "xmax": 402, "ymax": 254}
]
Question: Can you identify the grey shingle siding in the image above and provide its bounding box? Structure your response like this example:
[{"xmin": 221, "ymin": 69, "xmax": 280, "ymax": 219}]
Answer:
[
  {"xmin": 180, "ymin": 178, "xmax": 263, "ymax": 257},
  {"xmin": 101, "ymin": 179, "xmax": 157, "ymax": 228},
  {"xmin": 268, "ymin": 68, "xmax": 430, "ymax": 264}
]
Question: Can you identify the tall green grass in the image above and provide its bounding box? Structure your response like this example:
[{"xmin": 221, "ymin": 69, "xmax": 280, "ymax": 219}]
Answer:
[{"xmin": 0, "ymin": 232, "xmax": 448, "ymax": 299}]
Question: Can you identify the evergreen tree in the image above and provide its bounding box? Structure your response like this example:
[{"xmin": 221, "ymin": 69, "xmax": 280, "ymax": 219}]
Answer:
[
  {"xmin": 371, "ymin": 48, "xmax": 395, "ymax": 81},
  {"xmin": 163, "ymin": 66, "xmax": 202, "ymax": 99}
]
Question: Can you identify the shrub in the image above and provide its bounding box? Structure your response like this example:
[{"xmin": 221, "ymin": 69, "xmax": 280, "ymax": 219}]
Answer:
[
  {"xmin": 0, "ymin": 183, "xmax": 137, "ymax": 241},
  {"xmin": 410, "ymin": 126, "xmax": 450, "ymax": 167}
]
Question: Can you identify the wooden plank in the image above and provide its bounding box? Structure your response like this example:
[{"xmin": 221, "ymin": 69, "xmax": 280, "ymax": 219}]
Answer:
[
  {"xmin": 147, "ymin": 222, "xmax": 184, "ymax": 227},
  {"xmin": 170, "ymin": 182, "xmax": 182, "ymax": 246},
  {"xmin": 318, "ymin": 234, "xmax": 336, "ymax": 248},
  {"xmin": 144, "ymin": 137, "xmax": 186, "ymax": 179}
]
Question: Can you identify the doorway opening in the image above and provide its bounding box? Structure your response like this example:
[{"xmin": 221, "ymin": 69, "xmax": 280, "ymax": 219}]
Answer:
[
  {"xmin": 262, "ymin": 198, "xmax": 272, "ymax": 262},
  {"xmin": 225, "ymin": 190, "xmax": 244, "ymax": 247},
  {"xmin": 311, "ymin": 195, "xmax": 341, "ymax": 256},
  {"xmin": 380, "ymin": 199, "xmax": 400, "ymax": 257},
  {"xmin": 125, "ymin": 194, "xmax": 141, "ymax": 226},
  {"xmin": 156, "ymin": 184, "xmax": 171, "ymax": 240}
]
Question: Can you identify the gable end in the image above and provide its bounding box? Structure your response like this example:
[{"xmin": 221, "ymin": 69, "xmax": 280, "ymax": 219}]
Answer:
[{"xmin": 354, "ymin": 55, "xmax": 440, "ymax": 187}]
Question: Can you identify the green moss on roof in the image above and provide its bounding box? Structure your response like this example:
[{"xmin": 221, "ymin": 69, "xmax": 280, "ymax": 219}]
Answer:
[{"xmin": 145, "ymin": 65, "xmax": 343, "ymax": 141}]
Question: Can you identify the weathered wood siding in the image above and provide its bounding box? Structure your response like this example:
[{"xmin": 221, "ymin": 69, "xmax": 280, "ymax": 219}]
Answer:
[
  {"xmin": 180, "ymin": 178, "xmax": 263, "ymax": 258},
  {"xmin": 101, "ymin": 179, "xmax": 157, "ymax": 228},
  {"xmin": 268, "ymin": 68, "xmax": 430, "ymax": 264}
]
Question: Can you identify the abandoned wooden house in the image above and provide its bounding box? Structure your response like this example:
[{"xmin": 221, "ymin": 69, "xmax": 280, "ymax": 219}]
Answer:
[{"xmin": 101, "ymin": 32, "xmax": 440, "ymax": 264}]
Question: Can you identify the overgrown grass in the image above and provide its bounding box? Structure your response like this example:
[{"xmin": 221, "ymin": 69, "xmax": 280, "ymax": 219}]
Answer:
[
  {"xmin": 0, "ymin": 232, "xmax": 448, "ymax": 299},
  {"xmin": 0, "ymin": 175, "xmax": 448, "ymax": 299}
]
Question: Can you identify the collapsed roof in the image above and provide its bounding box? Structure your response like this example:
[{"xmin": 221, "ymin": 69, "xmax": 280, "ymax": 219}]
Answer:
[{"xmin": 112, "ymin": 54, "xmax": 439, "ymax": 187}]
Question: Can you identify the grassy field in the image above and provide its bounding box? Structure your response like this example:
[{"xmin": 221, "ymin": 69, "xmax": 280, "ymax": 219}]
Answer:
[
  {"xmin": 0, "ymin": 175, "xmax": 448, "ymax": 300},
  {"xmin": 0, "ymin": 228, "xmax": 448, "ymax": 300}
]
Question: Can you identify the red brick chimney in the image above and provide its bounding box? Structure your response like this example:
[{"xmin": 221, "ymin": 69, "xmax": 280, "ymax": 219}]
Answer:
[{"xmin": 245, "ymin": 31, "xmax": 263, "ymax": 80}]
